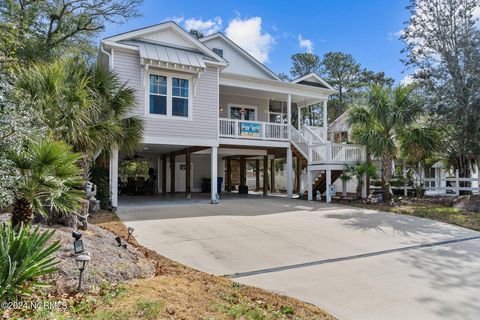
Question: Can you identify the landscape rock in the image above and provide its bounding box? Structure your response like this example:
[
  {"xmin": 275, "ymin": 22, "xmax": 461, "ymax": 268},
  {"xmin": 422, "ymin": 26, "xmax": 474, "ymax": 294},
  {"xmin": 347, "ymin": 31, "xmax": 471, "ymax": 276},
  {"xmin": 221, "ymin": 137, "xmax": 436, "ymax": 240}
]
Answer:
[{"xmin": 39, "ymin": 223, "xmax": 155, "ymax": 293}]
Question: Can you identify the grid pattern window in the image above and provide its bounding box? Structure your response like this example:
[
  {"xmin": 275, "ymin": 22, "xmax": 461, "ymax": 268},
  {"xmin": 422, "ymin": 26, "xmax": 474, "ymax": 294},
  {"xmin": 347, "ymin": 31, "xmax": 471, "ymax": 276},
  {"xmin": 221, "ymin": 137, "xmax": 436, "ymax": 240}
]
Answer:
[
  {"xmin": 149, "ymin": 75, "xmax": 167, "ymax": 115},
  {"xmin": 212, "ymin": 48, "xmax": 223, "ymax": 57},
  {"xmin": 172, "ymin": 78, "xmax": 189, "ymax": 117}
]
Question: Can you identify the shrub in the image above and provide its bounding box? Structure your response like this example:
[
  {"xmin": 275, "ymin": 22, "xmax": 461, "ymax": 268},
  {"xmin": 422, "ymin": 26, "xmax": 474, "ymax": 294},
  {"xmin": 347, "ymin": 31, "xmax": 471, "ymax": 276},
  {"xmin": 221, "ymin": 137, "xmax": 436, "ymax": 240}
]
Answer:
[
  {"xmin": 90, "ymin": 165, "xmax": 110, "ymax": 209},
  {"xmin": 0, "ymin": 222, "xmax": 60, "ymax": 300}
]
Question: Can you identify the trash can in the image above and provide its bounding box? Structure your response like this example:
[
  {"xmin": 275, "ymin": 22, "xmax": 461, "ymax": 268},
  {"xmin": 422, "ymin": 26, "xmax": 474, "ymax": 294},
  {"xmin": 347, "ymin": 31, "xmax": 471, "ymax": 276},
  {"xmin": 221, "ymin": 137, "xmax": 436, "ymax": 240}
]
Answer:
[
  {"xmin": 217, "ymin": 177, "xmax": 223, "ymax": 194},
  {"xmin": 201, "ymin": 177, "xmax": 223, "ymax": 194}
]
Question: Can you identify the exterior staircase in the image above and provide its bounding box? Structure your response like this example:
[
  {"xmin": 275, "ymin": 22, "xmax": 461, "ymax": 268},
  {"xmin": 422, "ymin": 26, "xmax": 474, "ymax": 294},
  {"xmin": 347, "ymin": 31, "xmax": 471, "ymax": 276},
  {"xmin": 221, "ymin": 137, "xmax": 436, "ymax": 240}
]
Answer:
[{"xmin": 289, "ymin": 124, "xmax": 365, "ymax": 200}]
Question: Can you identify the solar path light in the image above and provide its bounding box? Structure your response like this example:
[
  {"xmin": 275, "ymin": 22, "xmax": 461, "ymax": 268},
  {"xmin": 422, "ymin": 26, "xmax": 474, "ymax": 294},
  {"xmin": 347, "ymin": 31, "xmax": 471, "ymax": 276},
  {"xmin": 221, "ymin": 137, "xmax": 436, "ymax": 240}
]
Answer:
[{"xmin": 75, "ymin": 254, "xmax": 91, "ymax": 291}]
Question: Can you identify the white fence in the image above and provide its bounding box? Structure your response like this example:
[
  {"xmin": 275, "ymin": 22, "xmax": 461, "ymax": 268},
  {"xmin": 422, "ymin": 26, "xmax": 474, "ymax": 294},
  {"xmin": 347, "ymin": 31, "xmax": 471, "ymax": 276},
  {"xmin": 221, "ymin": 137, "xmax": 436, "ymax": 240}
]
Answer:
[{"xmin": 393, "ymin": 169, "xmax": 480, "ymax": 196}]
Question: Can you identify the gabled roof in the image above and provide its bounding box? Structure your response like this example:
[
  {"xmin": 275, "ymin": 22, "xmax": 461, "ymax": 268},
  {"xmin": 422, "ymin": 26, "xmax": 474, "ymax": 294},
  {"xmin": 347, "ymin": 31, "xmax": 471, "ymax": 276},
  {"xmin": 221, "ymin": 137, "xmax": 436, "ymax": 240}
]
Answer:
[
  {"xmin": 291, "ymin": 73, "xmax": 335, "ymax": 91},
  {"xmin": 103, "ymin": 21, "xmax": 227, "ymax": 65},
  {"xmin": 200, "ymin": 33, "xmax": 280, "ymax": 81}
]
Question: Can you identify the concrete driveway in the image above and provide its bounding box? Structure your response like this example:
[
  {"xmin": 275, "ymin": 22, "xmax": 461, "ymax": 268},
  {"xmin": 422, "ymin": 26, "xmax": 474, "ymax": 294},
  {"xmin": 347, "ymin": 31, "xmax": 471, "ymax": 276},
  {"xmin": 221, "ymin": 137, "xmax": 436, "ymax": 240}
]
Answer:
[{"xmin": 118, "ymin": 196, "xmax": 480, "ymax": 320}]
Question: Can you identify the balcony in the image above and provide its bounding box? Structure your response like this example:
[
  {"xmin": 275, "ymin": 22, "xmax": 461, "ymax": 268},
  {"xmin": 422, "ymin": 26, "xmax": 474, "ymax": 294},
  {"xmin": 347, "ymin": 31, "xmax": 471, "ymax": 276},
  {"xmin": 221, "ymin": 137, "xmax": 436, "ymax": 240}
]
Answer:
[{"xmin": 219, "ymin": 118, "xmax": 289, "ymax": 141}]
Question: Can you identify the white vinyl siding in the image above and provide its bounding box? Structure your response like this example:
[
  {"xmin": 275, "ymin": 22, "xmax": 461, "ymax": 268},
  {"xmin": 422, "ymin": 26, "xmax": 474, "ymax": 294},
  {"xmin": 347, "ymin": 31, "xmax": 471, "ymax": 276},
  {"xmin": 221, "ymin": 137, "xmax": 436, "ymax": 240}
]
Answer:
[
  {"xmin": 113, "ymin": 50, "xmax": 219, "ymax": 142},
  {"xmin": 203, "ymin": 38, "xmax": 276, "ymax": 80},
  {"xmin": 219, "ymin": 93, "xmax": 268, "ymax": 122}
]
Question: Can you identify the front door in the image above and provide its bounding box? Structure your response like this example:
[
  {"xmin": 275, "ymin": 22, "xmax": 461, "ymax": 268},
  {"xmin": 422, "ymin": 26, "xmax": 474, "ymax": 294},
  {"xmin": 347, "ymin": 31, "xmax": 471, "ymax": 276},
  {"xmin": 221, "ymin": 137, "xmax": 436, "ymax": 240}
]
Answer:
[{"xmin": 230, "ymin": 106, "xmax": 257, "ymax": 121}]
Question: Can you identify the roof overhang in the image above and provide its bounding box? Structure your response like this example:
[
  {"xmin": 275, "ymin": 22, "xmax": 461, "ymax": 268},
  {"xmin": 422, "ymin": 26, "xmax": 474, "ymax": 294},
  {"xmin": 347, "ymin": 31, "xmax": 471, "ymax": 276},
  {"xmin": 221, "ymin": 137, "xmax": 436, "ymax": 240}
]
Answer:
[
  {"xmin": 220, "ymin": 73, "xmax": 335, "ymax": 100},
  {"xmin": 291, "ymin": 73, "xmax": 336, "ymax": 91},
  {"xmin": 102, "ymin": 21, "xmax": 228, "ymax": 68}
]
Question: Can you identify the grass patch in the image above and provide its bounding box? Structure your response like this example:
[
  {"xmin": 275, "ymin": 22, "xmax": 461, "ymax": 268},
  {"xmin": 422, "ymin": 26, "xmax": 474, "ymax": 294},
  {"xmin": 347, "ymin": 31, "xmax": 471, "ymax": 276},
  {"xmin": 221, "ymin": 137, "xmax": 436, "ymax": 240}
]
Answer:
[{"xmin": 346, "ymin": 201, "xmax": 480, "ymax": 231}]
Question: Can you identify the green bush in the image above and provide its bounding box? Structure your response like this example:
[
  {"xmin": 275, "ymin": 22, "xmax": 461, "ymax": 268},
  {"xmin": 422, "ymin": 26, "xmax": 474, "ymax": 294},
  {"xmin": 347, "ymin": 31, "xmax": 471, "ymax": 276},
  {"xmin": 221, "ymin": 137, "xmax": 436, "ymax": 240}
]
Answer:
[
  {"xmin": 90, "ymin": 166, "xmax": 110, "ymax": 209},
  {"xmin": 0, "ymin": 222, "xmax": 60, "ymax": 300}
]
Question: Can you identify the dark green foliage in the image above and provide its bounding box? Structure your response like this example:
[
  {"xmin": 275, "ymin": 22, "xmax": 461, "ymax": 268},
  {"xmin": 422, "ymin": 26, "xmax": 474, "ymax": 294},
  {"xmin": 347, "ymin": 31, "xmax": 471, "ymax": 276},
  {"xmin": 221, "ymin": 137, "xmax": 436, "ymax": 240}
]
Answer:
[
  {"xmin": 401, "ymin": 0, "xmax": 480, "ymax": 177},
  {"xmin": 6, "ymin": 139, "xmax": 85, "ymax": 225},
  {"xmin": 90, "ymin": 165, "xmax": 110, "ymax": 209},
  {"xmin": 0, "ymin": 222, "xmax": 60, "ymax": 300}
]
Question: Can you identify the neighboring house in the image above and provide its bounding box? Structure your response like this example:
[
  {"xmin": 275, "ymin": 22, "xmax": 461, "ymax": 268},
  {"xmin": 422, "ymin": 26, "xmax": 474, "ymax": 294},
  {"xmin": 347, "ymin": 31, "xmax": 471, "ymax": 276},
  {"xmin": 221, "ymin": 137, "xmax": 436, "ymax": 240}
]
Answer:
[
  {"xmin": 100, "ymin": 21, "xmax": 366, "ymax": 207},
  {"xmin": 328, "ymin": 111, "xmax": 480, "ymax": 196}
]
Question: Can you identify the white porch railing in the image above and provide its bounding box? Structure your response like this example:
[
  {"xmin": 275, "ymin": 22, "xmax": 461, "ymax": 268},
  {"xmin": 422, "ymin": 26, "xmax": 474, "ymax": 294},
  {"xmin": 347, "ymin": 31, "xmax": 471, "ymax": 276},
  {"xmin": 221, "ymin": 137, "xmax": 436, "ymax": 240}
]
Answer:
[
  {"xmin": 219, "ymin": 118, "xmax": 288, "ymax": 141},
  {"xmin": 219, "ymin": 118, "xmax": 366, "ymax": 165},
  {"xmin": 310, "ymin": 143, "xmax": 365, "ymax": 164},
  {"xmin": 290, "ymin": 126, "xmax": 309, "ymax": 159},
  {"xmin": 300, "ymin": 124, "xmax": 325, "ymax": 144},
  {"xmin": 308, "ymin": 126, "xmax": 326, "ymax": 140}
]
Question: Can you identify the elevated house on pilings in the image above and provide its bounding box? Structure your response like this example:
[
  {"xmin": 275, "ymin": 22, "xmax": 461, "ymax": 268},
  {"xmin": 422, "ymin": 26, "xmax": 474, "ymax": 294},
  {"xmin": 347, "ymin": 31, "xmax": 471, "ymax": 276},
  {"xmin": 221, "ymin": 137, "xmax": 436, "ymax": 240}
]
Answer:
[{"xmin": 99, "ymin": 21, "xmax": 367, "ymax": 207}]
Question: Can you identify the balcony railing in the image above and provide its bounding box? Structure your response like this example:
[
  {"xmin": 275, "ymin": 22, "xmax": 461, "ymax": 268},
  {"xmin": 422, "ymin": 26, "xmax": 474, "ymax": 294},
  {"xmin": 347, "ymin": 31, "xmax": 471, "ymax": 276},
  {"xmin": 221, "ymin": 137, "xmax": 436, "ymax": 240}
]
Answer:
[
  {"xmin": 309, "ymin": 143, "xmax": 365, "ymax": 164},
  {"xmin": 219, "ymin": 118, "xmax": 366, "ymax": 165},
  {"xmin": 219, "ymin": 118, "xmax": 289, "ymax": 141}
]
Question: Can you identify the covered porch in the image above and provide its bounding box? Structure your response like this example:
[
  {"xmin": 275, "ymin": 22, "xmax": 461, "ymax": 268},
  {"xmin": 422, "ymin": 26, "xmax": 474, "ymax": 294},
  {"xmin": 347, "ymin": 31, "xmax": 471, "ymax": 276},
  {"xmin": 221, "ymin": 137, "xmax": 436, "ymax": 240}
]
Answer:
[{"xmin": 218, "ymin": 74, "xmax": 331, "ymax": 143}]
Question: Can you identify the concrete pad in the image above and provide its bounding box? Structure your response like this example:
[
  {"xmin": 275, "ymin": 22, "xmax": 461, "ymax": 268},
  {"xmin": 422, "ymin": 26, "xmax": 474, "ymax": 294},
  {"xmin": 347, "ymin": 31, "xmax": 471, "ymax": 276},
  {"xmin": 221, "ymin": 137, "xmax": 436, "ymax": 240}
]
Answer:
[{"xmin": 118, "ymin": 197, "xmax": 480, "ymax": 319}]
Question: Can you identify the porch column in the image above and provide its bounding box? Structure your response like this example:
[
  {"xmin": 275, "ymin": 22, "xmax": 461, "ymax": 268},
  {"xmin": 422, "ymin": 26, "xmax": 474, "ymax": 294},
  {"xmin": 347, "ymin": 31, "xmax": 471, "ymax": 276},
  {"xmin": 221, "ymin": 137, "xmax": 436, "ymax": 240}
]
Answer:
[
  {"xmin": 263, "ymin": 155, "xmax": 268, "ymax": 196},
  {"xmin": 362, "ymin": 173, "xmax": 367, "ymax": 199},
  {"xmin": 170, "ymin": 152, "xmax": 175, "ymax": 194},
  {"xmin": 326, "ymin": 169, "xmax": 332, "ymax": 203},
  {"xmin": 211, "ymin": 146, "xmax": 218, "ymax": 203},
  {"xmin": 297, "ymin": 106, "xmax": 301, "ymax": 129},
  {"xmin": 240, "ymin": 157, "xmax": 247, "ymax": 191},
  {"xmin": 342, "ymin": 179, "xmax": 347, "ymax": 197},
  {"xmin": 307, "ymin": 169, "xmax": 313, "ymax": 201},
  {"xmin": 110, "ymin": 148, "xmax": 119, "ymax": 208},
  {"xmin": 296, "ymin": 157, "xmax": 301, "ymax": 193},
  {"xmin": 322, "ymin": 100, "xmax": 328, "ymax": 140},
  {"xmin": 287, "ymin": 146, "xmax": 293, "ymax": 198},
  {"xmin": 270, "ymin": 158, "xmax": 275, "ymax": 192},
  {"xmin": 157, "ymin": 155, "xmax": 161, "ymax": 194},
  {"xmin": 287, "ymin": 94, "xmax": 292, "ymax": 137},
  {"xmin": 255, "ymin": 159, "xmax": 260, "ymax": 191},
  {"xmin": 186, "ymin": 148, "xmax": 191, "ymax": 199},
  {"xmin": 226, "ymin": 157, "xmax": 232, "ymax": 191},
  {"xmin": 162, "ymin": 154, "xmax": 167, "ymax": 194}
]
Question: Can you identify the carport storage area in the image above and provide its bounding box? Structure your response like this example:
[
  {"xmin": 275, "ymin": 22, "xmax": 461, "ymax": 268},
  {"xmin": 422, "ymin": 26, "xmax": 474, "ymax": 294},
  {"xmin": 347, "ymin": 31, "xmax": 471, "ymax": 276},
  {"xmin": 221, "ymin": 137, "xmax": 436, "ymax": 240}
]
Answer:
[
  {"xmin": 118, "ymin": 198, "xmax": 480, "ymax": 320},
  {"xmin": 111, "ymin": 144, "xmax": 299, "ymax": 206}
]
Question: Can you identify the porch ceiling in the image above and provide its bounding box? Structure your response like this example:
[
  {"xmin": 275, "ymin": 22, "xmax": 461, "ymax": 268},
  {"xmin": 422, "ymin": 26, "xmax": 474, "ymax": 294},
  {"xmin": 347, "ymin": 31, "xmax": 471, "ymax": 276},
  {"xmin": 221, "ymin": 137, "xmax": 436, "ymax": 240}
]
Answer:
[{"xmin": 220, "ymin": 84, "xmax": 321, "ymax": 107}]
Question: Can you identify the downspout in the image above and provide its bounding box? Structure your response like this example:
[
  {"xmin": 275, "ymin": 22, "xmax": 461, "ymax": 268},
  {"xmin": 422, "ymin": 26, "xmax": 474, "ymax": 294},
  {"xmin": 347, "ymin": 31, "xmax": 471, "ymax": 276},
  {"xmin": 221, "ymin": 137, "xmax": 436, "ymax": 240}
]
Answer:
[{"xmin": 100, "ymin": 42, "xmax": 113, "ymax": 68}]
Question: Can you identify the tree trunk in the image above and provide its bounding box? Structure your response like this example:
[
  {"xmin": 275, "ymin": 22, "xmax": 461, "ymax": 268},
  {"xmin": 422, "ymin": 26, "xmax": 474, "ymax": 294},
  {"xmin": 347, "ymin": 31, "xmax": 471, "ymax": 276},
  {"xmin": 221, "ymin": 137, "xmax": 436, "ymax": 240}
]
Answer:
[
  {"xmin": 11, "ymin": 198, "xmax": 33, "ymax": 227},
  {"xmin": 381, "ymin": 154, "xmax": 393, "ymax": 201},
  {"xmin": 456, "ymin": 154, "xmax": 472, "ymax": 194},
  {"xmin": 355, "ymin": 176, "xmax": 363, "ymax": 199}
]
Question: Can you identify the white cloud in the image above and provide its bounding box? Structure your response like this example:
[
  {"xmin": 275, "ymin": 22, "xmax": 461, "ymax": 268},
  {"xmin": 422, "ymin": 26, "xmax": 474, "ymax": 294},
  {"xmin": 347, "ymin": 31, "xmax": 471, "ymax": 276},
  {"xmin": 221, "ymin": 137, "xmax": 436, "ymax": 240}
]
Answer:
[
  {"xmin": 474, "ymin": 6, "xmax": 480, "ymax": 19},
  {"xmin": 387, "ymin": 30, "xmax": 403, "ymax": 41},
  {"xmin": 298, "ymin": 34, "xmax": 314, "ymax": 53},
  {"xmin": 400, "ymin": 74, "xmax": 416, "ymax": 85},
  {"xmin": 184, "ymin": 17, "xmax": 223, "ymax": 36},
  {"xmin": 225, "ymin": 16, "xmax": 274, "ymax": 63},
  {"xmin": 164, "ymin": 16, "xmax": 185, "ymax": 24}
]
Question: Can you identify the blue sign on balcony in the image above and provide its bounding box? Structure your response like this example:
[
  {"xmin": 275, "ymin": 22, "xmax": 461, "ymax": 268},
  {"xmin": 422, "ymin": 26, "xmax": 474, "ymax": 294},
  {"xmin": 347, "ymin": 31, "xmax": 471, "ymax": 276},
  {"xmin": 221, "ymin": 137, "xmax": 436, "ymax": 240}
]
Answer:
[{"xmin": 240, "ymin": 122, "xmax": 261, "ymax": 137}]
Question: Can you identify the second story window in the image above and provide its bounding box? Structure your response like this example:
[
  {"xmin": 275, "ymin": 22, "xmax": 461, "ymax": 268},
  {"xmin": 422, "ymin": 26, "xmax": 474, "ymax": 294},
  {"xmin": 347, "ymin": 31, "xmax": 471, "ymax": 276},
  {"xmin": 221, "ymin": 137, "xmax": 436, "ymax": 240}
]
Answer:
[
  {"xmin": 172, "ymin": 78, "xmax": 189, "ymax": 117},
  {"xmin": 148, "ymin": 73, "xmax": 191, "ymax": 119},
  {"xmin": 212, "ymin": 48, "xmax": 223, "ymax": 57},
  {"xmin": 149, "ymin": 75, "xmax": 167, "ymax": 115}
]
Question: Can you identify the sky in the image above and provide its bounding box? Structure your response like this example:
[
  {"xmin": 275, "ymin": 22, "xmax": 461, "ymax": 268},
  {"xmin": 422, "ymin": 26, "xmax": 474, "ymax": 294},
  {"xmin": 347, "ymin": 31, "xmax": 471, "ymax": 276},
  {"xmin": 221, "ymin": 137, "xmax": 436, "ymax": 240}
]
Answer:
[{"xmin": 99, "ymin": 0, "xmax": 412, "ymax": 83}]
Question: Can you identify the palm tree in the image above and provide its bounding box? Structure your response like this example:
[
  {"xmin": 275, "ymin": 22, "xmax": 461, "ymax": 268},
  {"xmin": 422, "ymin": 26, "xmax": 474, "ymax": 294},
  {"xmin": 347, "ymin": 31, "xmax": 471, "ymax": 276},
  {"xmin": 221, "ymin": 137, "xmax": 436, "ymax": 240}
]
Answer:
[
  {"xmin": 347, "ymin": 85, "xmax": 439, "ymax": 201},
  {"xmin": 7, "ymin": 139, "xmax": 84, "ymax": 226},
  {"xmin": 341, "ymin": 162, "xmax": 378, "ymax": 198},
  {"xmin": 15, "ymin": 58, "xmax": 144, "ymax": 179}
]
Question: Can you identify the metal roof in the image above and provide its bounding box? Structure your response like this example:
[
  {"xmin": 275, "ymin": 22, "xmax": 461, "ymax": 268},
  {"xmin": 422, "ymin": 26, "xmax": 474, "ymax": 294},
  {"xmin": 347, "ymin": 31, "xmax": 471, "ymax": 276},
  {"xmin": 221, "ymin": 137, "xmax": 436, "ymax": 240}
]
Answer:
[{"xmin": 136, "ymin": 41, "xmax": 206, "ymax": 69}]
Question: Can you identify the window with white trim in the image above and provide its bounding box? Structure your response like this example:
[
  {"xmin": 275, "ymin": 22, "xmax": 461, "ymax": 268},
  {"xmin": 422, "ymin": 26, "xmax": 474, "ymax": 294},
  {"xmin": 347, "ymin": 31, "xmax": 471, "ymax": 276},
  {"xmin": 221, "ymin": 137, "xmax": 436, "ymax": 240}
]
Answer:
[
  {"xmin": 148, "ymin": 73, "xmax": 191, "ymax": 118},
  {"xmin": 172, "ymin": 78, "xmax": 189, "ymax": 117},
  {"xmin": 149, "ymin": 74, "xmax": 167, "ymax": 115}
]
